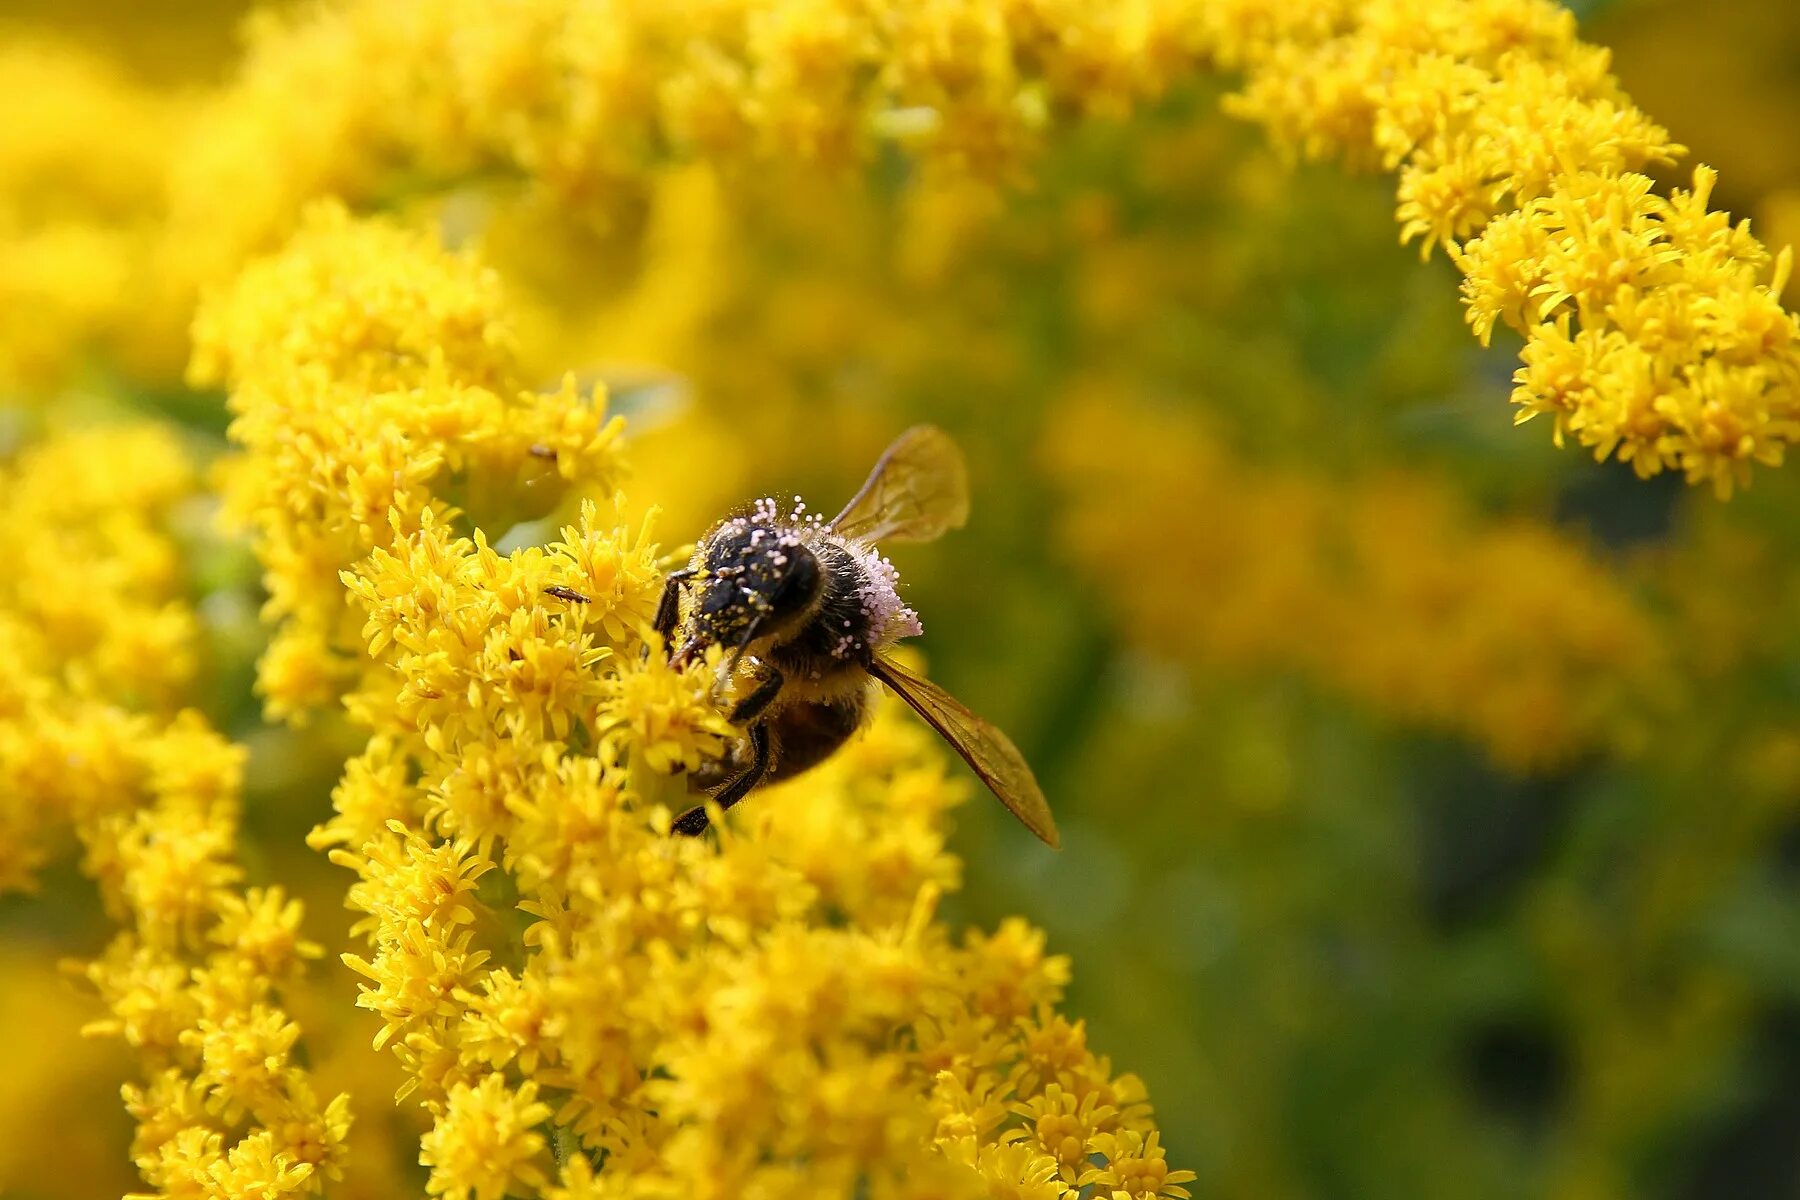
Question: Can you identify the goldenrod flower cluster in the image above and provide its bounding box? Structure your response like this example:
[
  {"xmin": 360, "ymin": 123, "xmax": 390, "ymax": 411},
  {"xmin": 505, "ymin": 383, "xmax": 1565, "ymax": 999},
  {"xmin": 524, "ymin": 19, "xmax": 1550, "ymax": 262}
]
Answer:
[
  {"xmin": 110, "ymin": 0, "xmax": 1212, "ymax": 395},
  {"xmin": 12, "ymin": 2, "xmax": 1800, "ymax": 1197},
  {"xmin": 175, "ymin": 0, "xmax": 1201, "ymax": 246},
  {"xmin": 184, "ymin": 212, "xmax": 1195, "ymax": 1199},
  {"xmin": 0, "ymin": 39, "xmax": 186, "ymax": 389},
  {"xmin": 1210, "ymin": 0, "xmax": 1800, "ymax": 493},
  {"xmin": 190, "ymin": 202, "xmax": 626, "ymax": 723},
  {"xmin": 1045, "ymin": 394, "xmax": 1667, "ymax": 769},
  {"xmin": 0, "ymin": 424, "xmax": 350, "ymax": 1195},
  {"xmin": 12, "ymin": 0, "xmax": 1800, "ymax": 494}
]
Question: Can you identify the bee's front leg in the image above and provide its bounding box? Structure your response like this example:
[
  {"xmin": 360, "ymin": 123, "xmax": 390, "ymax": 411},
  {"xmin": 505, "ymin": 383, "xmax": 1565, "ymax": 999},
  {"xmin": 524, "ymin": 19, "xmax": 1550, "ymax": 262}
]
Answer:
[
  {"xmin": 672, "ymin": 722, "xmax": 771, "ymax": 837},
  {"xmin": 729, "ymin": 664, "xmax": 785, "ymax": 724},
  {"xmin": 653, "ymin": 567, "xmax": 695, "ymax": 649}
]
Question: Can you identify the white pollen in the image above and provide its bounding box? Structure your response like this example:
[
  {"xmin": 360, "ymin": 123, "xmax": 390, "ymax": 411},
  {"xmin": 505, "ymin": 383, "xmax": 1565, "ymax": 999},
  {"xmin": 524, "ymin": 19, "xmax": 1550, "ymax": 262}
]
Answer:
[{"xmin": 848, "ymin": 544, "xmax": 922, "ymax": 653}]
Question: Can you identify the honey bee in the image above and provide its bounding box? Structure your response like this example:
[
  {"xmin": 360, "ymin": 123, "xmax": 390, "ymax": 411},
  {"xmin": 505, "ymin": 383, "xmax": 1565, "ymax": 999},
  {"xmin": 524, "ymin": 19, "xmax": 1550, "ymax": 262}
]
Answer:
[{"xmin": 648, "ymin": 425, "xmax": 1059, "ymax": 847}]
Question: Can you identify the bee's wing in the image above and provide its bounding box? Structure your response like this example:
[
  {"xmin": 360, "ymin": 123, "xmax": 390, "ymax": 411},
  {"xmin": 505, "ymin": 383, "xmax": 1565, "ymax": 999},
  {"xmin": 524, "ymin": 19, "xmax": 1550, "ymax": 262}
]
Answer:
[
  {"xmin": 868, "ymin": 653, "xmax": 1060, "ymax": 849},
  {"xmin": 828, "ymin": 425, "xmax": 970, "ymax": 544}
]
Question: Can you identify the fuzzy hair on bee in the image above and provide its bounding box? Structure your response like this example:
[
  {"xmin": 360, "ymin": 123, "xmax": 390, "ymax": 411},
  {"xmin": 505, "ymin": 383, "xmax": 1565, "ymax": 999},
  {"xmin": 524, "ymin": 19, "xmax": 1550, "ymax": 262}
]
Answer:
[{"xmin": 643, "ymin": 425, "xmax": 1060, "ymax": 848}]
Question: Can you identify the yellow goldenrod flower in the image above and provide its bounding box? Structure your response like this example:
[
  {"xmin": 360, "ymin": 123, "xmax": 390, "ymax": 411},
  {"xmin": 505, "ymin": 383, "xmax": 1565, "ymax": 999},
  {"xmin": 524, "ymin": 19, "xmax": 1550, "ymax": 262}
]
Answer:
[
  {"xmin": 1078, "ymin": 1129, "xmax": 1196, "ymax": 1199},
  {"xmin": 592, "ymin": 646, "xmax": 741, "ymax": 778},
  {"xmin": 184, "ymin": 208, "xmax": 1200, "ymax": 1195},
  {"xmin": 25, "ymin": 5, "xmax": 1794, "ymax": 1193},
  {"xmin": 0, "ymin": 38, "xmax": 189, "ymax": 391},
  {"xmin": 342, "ymin": 920, "xmax": 492, "ymax": 1052},
  {"xmin": 191, "ymin": 201, "xmax": 627, "ymax": 722},
  {"xmin": 334, "ymin": 825, "xmax": 493, "ymax": 938},
  {"xmin": 1209, "ymin": 0, "xmax": 1800, "ymax": 492},
  {"xmin": 0, "ymin": 421, "xmax": 349, "ymax": 1195},
  {"xmin": 207, "ymin": 1130, "xmax": 320, "ymax": 1197},
  {"xmin": 419, "ymin": 1075, "xmax": 554, "ymax": 1200},
  {"xmin": 209, "ymin": 887, "xmax": 324, "ymax": 981},
  {"xmin": 182, "ymin": 1005, "xmax": 305, "ymax": 1122},
  {"xmin": 1044, "ymin": 393, "xmax": 1670, "ymax": 769},
  {"xmin": 12, "ymin": 0, "xmax": 1798, "ymax": 493}
]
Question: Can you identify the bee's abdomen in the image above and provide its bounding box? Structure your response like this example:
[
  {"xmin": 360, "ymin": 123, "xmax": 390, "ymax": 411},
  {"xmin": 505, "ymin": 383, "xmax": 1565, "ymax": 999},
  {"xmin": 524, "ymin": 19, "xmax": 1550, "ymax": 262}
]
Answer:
[{"xmin": 764, "ymin": 694, "xmax": 867, "ymax": 786}]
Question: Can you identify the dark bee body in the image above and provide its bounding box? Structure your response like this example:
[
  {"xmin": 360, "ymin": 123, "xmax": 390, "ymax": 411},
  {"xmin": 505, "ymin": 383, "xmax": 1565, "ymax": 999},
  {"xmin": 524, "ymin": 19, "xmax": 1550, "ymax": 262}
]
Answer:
[
  {"xmin": 636, "ymin": 427, "xmax": 1060, "ymax": 847},
  {"xmin": 759, "ymin": 537, "xmax": 879, "ymax": 680},
  {"xmin": 743, "ymin": 535, "xmax": 878, "ymax": 784},
  {"xmin": 688, "ymin": 698, "xmax": 867, "ymax": 794},
  {"xmin": 761, "ymin": 693, "xmax": 867, "ymax": 784},
  {"xmin": 656, "ymin": 506, "xmax": 905, "ymax": 831},
  {"xmin": 681, "ymin": 513, "xmax": 823, "ymax": 653}
]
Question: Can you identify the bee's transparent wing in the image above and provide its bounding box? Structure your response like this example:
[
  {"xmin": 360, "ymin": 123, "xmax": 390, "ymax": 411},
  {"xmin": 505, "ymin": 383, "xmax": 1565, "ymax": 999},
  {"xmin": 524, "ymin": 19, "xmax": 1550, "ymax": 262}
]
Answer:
[
  {"xmin": 868, "ymin": 653, "xmax": 1060, "ymax": 849},
  {"xmin": 828, "ymin": 425, "xmax": 970, "ymax": 544}
]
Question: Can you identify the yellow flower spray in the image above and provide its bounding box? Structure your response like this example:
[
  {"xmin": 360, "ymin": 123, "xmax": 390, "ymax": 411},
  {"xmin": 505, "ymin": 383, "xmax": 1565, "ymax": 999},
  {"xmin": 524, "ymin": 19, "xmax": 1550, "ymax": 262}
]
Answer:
[
  {"xmin": 1206, "ymin": 0, "xmax": 1800, "ymax": 493},
  {"xmin": 190, "ymin": 210, "xmax": 1196, "ymax": 1199},
  {"xmin": 1043, "ymin": 392, "xmax": 1671, "ymax": 770},
  {"xmin": 0, "ymin": 425, "xmax": 350, "ymax": 1196},
  {"xmin": 11, "ymin": 0, "xmax": 1800, "ymax": 492},
  {"xmin": 188, "ymin": 201, "xmax": 627, "ymax": 724},
  {"xmin": 9, "ymin": 1, "xmax": 1800, "ymax": 1195}
]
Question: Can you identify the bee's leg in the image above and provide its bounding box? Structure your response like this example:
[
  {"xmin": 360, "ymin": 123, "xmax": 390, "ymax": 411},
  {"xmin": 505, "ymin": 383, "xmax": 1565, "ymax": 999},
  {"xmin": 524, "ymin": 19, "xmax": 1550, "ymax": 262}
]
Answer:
[
  {"xmin": 713, "ymin": 722, "xmax": 772, "ymax": 810},
  {"xmin": 729, "ymin": 666, "xmax": 784, "ymax": 724},
  {"xmin": 672, "ymin": 722, "xmax": 770, "ymax": 837},
  {"xmin": 652, "ymin": 568, "xmax": 694, "ymax": 649}
]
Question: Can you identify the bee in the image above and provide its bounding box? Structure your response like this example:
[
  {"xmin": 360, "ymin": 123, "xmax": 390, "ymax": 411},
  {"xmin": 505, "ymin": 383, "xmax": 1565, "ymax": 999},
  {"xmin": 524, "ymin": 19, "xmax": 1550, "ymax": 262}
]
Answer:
[{"xmin": 648, "ymin": 425, "xmax": 1059, "ymax": 848}]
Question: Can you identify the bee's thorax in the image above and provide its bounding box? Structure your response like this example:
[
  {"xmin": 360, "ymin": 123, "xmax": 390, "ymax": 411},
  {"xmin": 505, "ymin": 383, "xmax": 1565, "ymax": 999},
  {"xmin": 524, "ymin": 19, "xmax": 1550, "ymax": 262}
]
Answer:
[{"xmin": 681, "ymin": 501, "xmax": 920, "ymax": 670}]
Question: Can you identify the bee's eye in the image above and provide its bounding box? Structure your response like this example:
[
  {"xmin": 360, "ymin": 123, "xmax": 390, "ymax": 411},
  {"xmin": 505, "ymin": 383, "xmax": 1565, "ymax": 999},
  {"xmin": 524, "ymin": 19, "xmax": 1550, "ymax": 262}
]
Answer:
[
  {"xmin": 700, "ymin": 581, "xmax": 744, "ymax": 615},
  {"xmin": 765, "ymin": 544, "xmax": 821, "ymax": 618},
  {"xmin": 687, "ymin": 521, "xmax": 824, "ymax": 652}
]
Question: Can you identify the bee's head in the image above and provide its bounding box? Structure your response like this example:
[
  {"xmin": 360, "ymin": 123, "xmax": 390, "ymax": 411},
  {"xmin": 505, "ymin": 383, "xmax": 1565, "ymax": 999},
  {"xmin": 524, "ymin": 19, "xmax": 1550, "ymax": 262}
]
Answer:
[{"xmin": 676, "ymin": 513, "xmax": 822, "ymax": 664}]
